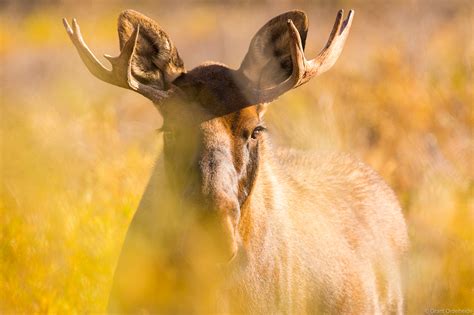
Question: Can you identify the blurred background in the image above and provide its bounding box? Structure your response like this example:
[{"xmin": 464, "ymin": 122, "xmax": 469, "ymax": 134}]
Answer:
[{"xmin": 1, "ymin": 0, "xmax": 472, "ymax": 313}]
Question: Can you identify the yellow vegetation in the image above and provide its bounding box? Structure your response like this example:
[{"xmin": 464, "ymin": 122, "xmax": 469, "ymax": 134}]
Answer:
[{"xmin": 1, "ymin": 1, "xmax": 472, "ymax": 313}]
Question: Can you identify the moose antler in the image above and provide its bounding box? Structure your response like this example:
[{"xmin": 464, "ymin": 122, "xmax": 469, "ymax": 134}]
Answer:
[
  {"xmin": 62, "ymin": 18, "xmax": 172, "ymax": 103},
  {"xmin": 255, "ymin": 9, "xmax": 354, "ymax": 102}
]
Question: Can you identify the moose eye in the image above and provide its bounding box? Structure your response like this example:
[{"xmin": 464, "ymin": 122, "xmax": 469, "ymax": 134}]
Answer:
[{"xmin": 251, "ymin": 126, "xmax": 266, "ymax": 140}]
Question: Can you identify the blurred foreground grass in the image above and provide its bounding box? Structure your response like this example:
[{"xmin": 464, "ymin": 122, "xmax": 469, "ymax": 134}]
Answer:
[{"xmin": 1, "ymin": 1, "xmax": 473, "ymax": 313}]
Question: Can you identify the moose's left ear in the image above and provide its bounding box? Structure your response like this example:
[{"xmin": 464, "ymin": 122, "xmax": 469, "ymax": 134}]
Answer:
[{"xmin": 239, "ymin": 11, "xmax": 308, "ymax": 89}]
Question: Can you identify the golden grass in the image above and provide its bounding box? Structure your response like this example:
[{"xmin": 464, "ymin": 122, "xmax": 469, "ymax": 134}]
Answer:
[{"xmin": 1, "ymin": 1, "xmax": 472, "ymax": 313}]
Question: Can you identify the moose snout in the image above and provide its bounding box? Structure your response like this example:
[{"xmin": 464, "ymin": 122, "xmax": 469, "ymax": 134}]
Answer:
[{"xmin": 196, "ymin": 141, "xmax": 242, "ymax": 261}]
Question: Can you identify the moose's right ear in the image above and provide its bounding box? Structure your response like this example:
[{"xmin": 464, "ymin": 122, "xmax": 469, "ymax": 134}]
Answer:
[
  {"xmin": 117, "ymin": 10, "xmax": 185, "ymax": 90},
  {"xmin": 239, "ymin": 11, "xmax": 308, "ymax": 90}
]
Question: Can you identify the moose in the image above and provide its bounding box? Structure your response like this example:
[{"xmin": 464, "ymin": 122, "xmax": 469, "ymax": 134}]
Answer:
[{"xmin": 63, "ymin": 8, "xmax": 408, "ymax": 314}]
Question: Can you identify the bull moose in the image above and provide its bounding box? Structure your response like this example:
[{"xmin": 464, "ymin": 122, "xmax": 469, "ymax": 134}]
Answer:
[{"xmin": 63, "ymin": 8, "xmax": 408, "ymax": 314}]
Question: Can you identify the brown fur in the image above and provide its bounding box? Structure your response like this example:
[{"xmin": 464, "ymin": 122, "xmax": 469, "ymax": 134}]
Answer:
[{"xmin": 71, "ymin": 9, "xmax": 408, "ymax": 314}]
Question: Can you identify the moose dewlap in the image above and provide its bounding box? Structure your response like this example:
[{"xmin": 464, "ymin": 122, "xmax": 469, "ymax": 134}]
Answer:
[{"xmin": 63, "ymin": 9, "xmax": 408, "ymax": 314}]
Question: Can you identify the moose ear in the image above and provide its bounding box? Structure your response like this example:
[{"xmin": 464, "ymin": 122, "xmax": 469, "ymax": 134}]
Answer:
[
  {"xmin": 239, "ymin": 10, "xmax": 308, "ymax": 89},
  {"xmin": 117, "ymin": 10, "xmax": 185, "ymax": 90}
]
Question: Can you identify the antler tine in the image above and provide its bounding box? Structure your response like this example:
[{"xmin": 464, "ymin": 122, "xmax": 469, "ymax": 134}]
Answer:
[
  {"xmin": 62, "ymin": 18, "xmax": 125, "ymax": 87},
  {"xmin": 103, "ymin": 24, "xmax": 140, "ymax": 89},
  {"xmin": 304, "ymin": 9, "xmax": 354, "ymax": 80},
  {"xmin": 253, "ymin": 10, "xmax": 354, "ymax": 102}
]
